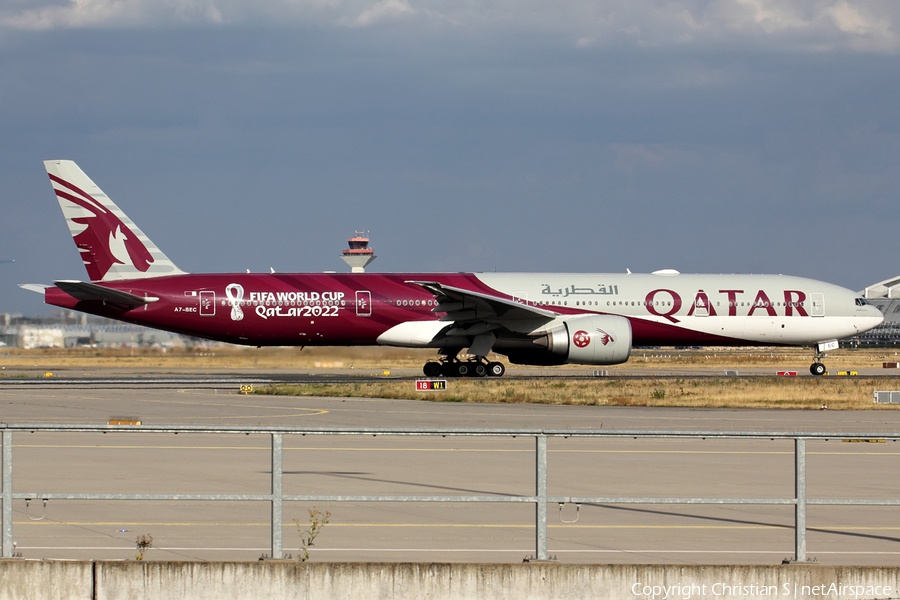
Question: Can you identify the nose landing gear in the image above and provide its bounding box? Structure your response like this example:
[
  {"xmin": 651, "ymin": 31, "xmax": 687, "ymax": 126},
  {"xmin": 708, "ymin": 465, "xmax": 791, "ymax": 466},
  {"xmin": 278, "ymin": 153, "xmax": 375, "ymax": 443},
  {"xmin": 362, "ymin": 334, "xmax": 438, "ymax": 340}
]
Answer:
[{"xmin": 809, "ymin": 341, "xmax": 838, "ymax": 377}]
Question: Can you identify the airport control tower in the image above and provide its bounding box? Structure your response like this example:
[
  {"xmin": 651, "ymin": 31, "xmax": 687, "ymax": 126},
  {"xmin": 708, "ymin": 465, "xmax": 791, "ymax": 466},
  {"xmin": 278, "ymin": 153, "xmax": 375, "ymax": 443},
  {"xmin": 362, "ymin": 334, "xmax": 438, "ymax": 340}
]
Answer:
[{"xmin": 341, "ymin": 231, "xmax": 376, "ymax": 273}]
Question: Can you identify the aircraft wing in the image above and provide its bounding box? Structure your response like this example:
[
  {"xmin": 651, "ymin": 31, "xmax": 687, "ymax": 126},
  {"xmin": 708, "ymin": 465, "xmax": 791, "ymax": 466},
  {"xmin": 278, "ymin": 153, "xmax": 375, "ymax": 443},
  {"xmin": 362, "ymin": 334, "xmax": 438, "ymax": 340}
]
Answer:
[
  {"xmin": 53, "ymin": 280, "xmax": 159, "ymax": 309},
  {"xmin": 406, "ymin": 281, "xmax": 557, "ymax": 323}
]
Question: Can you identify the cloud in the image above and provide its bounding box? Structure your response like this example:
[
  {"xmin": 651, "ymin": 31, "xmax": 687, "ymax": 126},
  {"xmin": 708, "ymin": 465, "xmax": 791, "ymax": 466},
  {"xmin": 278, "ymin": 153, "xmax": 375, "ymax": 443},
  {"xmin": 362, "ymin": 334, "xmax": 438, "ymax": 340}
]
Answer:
[
  {"xmin": 721, "ymin": 0, "xmax": 810, "ymax": 32},
  {"xmin": 353, "ymin": 0, "xmax": 416, "ymax": 26},
  {"xmin": 826, "ymin": 1, "xmax": 896, "ymax": 49},
  {"xmin": 708, "ymin": 0, "xmax": 898, "ymax": 50},
  {"xmin": 611, "ymin": 143, "xmax": 699, "ymax": 175},
  {"xmin": 829, "ymin": 1, "xmax": 871, "ymax": 33},
  {"xmin": 0, "ymin": 0, "xmax": 226, "ymax": 29},
  {"xmin": 0, "ymin": 0, "xmax": 897, "ymax": 52}
]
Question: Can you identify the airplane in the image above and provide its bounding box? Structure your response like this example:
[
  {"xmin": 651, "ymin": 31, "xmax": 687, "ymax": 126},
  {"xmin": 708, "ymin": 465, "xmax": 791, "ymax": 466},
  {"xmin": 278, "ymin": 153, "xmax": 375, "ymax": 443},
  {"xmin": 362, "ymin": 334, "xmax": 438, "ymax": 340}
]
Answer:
[{"xmin": 20, "ymin": 160, "xmax": 884, "ymax": 377}]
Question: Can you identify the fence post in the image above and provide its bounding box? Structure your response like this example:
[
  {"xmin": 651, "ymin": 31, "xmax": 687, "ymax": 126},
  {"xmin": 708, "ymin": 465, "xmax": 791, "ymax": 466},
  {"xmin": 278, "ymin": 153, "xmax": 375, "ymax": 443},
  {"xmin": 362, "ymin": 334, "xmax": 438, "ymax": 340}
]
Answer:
[
  {"xmin": 2, "ymin": 430, "xmax": 11, "ymax": 558},
  {"xmin": 535, "ymin": 434, "xmax": 549, "ymax": 561},
  {"xmin": 793, "ymin": 437, "xmax": 807, "ymax": 563},
  {"xmin": 271, "ymin": 433, "xmax": 283, "ymax": 559}
]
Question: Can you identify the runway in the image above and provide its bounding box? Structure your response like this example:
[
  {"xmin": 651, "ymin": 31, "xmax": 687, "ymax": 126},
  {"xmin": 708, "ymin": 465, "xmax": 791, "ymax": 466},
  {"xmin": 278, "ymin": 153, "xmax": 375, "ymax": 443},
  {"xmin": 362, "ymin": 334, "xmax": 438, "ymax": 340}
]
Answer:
[{"xmin": 2, "ymin": 372, "xmax": 900, "ymax": 565}]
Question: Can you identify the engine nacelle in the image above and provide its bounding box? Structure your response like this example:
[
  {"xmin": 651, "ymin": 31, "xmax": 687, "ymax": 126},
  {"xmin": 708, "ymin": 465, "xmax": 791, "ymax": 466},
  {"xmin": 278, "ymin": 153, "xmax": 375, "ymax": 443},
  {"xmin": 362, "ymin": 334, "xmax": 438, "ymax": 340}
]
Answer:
[{"xmin": 544, "ymin": 314, "xmax": 632, "ymax": 365}]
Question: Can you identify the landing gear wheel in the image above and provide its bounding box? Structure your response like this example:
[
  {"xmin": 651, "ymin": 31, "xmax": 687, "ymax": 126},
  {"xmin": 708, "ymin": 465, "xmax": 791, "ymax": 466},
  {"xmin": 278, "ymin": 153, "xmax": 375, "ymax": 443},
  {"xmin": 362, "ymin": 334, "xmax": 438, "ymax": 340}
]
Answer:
[
  {"xmin": 441, "ymin": 362, "xmax": 456, "ymax": 377},
  {"xmin": 456, "ymin": 362, "xmax": 470, "ymax": 377},
  {"xmin": 810, "ymin": 362, "xmax": 826, "ymax": 376},
  {"xmin": 423, "ymin": 362, "xmax": 442, "ymax": 377},
  {"xmin": 473, "ymin": 363, "xmax": 488, "ymax": 377},
  {"xmin": 487, "ymin": 362, "xmax": 506, "ymax": 377}
]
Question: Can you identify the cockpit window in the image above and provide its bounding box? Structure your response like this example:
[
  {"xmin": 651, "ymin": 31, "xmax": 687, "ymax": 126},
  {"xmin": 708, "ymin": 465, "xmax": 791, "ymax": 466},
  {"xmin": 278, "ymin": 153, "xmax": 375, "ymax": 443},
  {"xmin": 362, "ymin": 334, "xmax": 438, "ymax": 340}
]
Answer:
[{"xmin": 855, "ymin": 298, "xmax": 869, "ymax": 306}]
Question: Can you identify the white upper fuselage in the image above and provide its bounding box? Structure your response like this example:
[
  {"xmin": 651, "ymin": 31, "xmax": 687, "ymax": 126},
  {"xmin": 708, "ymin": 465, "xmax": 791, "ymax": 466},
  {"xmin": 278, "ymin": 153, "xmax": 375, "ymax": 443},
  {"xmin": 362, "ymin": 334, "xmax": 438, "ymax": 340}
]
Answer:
[{"xmin": 472, "ymin": 272, "xmax": 883, "ymax": 346}]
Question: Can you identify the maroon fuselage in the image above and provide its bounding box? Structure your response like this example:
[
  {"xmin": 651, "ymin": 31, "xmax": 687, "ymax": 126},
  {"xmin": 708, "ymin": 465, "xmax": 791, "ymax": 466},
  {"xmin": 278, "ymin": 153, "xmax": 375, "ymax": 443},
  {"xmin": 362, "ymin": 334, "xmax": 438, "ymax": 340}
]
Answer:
[
  {"xmin": 43, "ymin": 272, "xmax": 783, "ymax": 348},
  {"xmin": 45, "ymin": 273, "xmax": 495, "ymax": 346}
]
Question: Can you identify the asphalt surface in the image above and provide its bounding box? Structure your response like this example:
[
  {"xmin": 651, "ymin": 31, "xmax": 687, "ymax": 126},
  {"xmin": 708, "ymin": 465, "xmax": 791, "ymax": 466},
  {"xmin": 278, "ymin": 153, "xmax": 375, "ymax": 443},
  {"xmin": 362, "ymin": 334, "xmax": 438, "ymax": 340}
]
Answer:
[
  {"xmin": 3, "ymin": 359, "xmax": 900, "ymax": 384},
  {"xmin": 2, "ymin": 371, "xmax": 900, "ymax": 565}
]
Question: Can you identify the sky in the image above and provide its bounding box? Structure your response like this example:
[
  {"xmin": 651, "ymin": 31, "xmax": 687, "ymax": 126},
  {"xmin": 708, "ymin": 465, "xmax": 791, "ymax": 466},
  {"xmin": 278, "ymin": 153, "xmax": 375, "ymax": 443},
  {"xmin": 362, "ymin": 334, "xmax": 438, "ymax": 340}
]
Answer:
[{"xmin": 1, "ymin": 0, "xmax": 898, "ymax": 315}]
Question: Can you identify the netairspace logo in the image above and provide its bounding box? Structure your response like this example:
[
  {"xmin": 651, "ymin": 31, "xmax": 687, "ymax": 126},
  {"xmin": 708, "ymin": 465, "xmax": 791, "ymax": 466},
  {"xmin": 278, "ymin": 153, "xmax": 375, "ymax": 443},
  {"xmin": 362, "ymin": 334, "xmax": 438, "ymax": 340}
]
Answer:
[{"xmin": 630, "ymin": 582, "xmax": 893, "ymax": 599}]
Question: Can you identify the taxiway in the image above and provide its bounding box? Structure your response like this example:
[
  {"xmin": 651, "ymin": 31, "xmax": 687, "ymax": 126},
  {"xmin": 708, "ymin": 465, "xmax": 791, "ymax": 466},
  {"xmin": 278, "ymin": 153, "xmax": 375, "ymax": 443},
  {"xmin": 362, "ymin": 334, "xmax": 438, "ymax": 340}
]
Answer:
[{"xmin": 1, "ymin": 372, "xmax": 900, "ymax": 565}]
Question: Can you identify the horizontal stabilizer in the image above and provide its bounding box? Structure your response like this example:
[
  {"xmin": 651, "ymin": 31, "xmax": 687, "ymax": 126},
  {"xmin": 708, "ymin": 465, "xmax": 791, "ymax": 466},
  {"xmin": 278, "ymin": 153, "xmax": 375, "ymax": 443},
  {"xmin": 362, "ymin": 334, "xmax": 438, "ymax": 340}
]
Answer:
[
  {"xmin": 18, "ymin": 283, "xmax": 52, "ymax": 295},
  {"xmin": 54, "ymin": 280, "xmax": 158, "ymax": 309}
]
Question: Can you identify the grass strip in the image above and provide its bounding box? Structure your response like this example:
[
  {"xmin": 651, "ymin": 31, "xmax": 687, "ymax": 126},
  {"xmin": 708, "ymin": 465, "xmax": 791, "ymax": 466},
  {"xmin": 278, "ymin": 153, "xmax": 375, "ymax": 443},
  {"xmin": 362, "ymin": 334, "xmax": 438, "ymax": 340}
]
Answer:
[{"xmin": 255, "ymin": 377, "xmax": 900, "ymax": 410}]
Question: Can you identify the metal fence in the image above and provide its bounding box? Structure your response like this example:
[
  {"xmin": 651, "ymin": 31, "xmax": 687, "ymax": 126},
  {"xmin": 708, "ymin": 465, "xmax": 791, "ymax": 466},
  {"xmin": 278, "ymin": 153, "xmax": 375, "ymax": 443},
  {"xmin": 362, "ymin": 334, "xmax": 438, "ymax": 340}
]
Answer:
[
  {"xmin": 874, "ymin": 390, "xmax": 900, "ymax": 404},
  {"xmin": 2, "ymin": 424, "xmax": 899, "ymax": 563}
]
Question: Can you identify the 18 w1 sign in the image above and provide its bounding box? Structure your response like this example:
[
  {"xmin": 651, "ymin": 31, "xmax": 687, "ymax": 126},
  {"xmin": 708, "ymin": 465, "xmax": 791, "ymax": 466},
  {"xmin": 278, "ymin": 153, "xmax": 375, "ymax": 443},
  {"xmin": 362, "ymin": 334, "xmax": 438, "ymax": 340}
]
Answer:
[{"xmin": 416, "ymin": 380, "xmax": 447, "ymax": 391}]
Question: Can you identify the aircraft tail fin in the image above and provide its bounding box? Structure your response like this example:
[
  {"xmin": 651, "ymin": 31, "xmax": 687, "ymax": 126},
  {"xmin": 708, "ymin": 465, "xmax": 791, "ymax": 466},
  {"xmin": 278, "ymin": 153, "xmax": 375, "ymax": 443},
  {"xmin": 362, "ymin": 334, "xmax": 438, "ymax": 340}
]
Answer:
[{"xmin": 44, "ymin": 160, "xmax": 187, "ymax": 282}]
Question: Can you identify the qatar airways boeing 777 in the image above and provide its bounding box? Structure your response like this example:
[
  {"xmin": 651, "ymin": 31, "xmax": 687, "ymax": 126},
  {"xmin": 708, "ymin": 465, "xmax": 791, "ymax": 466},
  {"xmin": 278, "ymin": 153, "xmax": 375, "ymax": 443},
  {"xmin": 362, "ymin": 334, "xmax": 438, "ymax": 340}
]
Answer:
[{"xmin": 21, "ymin": 160, "xmax": 883, "ymax": 377}]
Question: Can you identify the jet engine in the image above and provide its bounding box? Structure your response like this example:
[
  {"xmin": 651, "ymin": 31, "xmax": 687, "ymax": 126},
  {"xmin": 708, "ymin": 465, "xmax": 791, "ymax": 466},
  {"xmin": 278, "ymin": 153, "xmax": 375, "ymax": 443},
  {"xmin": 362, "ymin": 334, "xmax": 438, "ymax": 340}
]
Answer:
[{"xmin": 501, "ymin": 315, "xmax": 632, "ymax": 366}]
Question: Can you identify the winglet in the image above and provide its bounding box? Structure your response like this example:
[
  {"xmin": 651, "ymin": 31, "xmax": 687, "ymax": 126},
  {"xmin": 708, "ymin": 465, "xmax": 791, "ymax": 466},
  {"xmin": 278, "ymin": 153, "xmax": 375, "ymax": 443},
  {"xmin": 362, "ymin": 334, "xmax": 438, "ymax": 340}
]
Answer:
[{"xmin": 44, "ymin": 160, "xmax": 187, "ymax": 282}]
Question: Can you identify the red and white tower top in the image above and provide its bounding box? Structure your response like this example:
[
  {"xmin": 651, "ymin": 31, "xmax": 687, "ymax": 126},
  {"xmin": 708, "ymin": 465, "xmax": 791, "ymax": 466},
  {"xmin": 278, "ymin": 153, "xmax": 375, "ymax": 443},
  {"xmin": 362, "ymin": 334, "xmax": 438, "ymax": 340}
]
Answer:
[{"xmin": 341, "ymin": 231, "xmax": 376, "ymax": 273}]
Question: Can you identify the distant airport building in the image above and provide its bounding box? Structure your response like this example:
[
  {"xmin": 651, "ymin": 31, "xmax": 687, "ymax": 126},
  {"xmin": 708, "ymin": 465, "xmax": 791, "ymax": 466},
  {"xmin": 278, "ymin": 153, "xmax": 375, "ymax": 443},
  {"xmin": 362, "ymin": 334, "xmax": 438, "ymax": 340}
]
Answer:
[
  {"xmin": 0, "ymin": 313, "xmax": 208, "ymax": 349},
  {"xmin": 340, "ymin": 231, "xmax": 376, "ymax": 273},
  {"xmin": 852, "ymin": 276, "xmax": 900, "ymax": 346}
]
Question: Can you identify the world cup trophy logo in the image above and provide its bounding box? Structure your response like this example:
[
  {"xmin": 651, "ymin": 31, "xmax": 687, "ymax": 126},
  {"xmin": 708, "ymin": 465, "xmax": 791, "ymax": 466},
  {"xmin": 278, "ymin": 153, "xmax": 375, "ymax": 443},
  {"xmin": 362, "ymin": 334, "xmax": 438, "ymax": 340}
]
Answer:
[{"xmin": 225, "ymin": 283, "xmax": 244, "ymax": 321}]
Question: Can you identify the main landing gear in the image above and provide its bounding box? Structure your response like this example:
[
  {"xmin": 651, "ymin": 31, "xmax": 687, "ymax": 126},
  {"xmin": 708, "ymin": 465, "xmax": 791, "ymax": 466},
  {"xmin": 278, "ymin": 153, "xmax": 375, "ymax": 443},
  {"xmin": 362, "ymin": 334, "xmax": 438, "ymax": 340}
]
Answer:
[{"xmin": 423, "ymin": 358, "xmax": 505, "ymax": 378}]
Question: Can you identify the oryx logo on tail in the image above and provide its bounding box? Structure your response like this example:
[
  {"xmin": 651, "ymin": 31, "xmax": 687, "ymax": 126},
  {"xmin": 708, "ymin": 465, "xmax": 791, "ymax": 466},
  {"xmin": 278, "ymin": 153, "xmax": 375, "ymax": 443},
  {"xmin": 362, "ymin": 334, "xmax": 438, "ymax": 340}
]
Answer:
[
  {"xmin": 44, "ymin": 160, "xmax": 186, "ymax": 282},
  {"xmin": 49, "ymin": 173, "xmax": 154, "ymax": 280}
]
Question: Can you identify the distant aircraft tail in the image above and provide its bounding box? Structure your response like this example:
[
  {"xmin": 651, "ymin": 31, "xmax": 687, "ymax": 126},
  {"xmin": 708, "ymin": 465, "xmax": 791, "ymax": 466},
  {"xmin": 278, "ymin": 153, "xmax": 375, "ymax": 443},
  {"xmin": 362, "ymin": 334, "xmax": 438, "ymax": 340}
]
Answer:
[{"xmin": 44, "ymin": 160, "xmax": 187, "ymax": 282}]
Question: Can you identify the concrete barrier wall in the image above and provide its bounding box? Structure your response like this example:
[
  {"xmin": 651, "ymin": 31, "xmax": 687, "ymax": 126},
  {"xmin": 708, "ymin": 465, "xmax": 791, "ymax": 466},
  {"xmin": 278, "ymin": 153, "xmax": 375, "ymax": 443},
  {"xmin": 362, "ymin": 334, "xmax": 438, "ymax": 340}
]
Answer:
[
  {"xmin": 0, "ymin": 560, "xmax": 93, "ymax": 600},
  {"xmin": 3, "ymin": 561, "xmax": 900, "ymax": 600}
]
